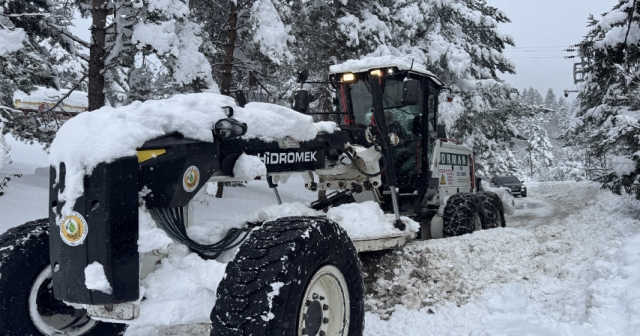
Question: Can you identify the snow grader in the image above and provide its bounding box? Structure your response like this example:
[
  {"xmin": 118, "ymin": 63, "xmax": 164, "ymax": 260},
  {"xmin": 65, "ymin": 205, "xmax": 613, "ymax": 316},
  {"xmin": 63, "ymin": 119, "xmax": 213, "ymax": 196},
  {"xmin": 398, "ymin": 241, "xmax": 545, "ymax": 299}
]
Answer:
[{"xmin": 0, "ymin": 57, "xmax": 505, "ymax": 335}]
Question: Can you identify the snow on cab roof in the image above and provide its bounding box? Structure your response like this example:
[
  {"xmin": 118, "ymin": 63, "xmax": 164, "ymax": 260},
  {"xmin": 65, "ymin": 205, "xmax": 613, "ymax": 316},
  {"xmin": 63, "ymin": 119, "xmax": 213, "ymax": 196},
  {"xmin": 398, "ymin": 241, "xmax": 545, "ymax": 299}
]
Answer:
[{"xmin": 329, "ymin": 56, "xmax": 443, "ymax": 86}]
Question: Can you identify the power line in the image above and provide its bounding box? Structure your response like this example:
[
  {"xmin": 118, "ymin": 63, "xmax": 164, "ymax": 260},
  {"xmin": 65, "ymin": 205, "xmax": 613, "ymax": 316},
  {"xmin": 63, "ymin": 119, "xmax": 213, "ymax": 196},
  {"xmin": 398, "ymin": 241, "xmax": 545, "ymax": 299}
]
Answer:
[
  {"xmin": 507, "ymin": 56, "xmax": 572, "ymax": 59},
  {"xmin": 507, "ymin": 45, "xmax": 571, "ymax": 49},
  {"xmin": 503, "ymin": 49, "xmax": 568, "ymax": 53}
]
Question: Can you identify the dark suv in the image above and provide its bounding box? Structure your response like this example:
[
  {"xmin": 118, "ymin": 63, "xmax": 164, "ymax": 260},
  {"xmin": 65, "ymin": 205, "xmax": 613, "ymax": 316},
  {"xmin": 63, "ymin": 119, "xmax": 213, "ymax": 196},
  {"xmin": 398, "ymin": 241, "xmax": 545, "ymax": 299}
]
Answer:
[{"xmin": 491, "ymin": 175, "xmax": 527, "ymax": 197}]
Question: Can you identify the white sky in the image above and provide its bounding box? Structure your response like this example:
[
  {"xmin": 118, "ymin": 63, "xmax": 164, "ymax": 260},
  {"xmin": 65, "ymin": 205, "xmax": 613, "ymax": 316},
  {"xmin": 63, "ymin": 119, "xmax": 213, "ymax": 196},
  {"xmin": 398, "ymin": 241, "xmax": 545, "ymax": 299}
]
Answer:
[{"xmin": 486, "ymin": 0, "xmax": 615, "ymax": 99}]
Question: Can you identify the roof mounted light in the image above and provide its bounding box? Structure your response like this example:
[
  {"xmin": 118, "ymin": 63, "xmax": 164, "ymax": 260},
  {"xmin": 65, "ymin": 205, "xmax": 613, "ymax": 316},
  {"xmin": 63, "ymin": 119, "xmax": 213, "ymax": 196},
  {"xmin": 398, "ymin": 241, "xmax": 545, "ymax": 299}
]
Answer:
[
  {"xmin": 342, "ymin": 73, "xmax": 355, "ymax": 82},
  {"xmin": 370, "ymin": 69, "xmax": 383, "ymax": 77}
]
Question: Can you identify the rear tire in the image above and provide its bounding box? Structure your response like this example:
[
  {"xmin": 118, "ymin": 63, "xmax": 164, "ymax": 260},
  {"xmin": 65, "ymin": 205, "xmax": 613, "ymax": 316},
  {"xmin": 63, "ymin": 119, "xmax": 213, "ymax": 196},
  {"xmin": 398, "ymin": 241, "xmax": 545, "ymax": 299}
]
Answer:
[
  {"xmin": 442, "ymin": 193, "xmax": 480, "ymax": 237},
  {"xmin": 0, "ymin": 219, "xmax": 127, "ymax": 336},
  {"xmin": 210, "ymin": 217, "xmax": 364, "ymax": 336},
  {"xmin": 476, "ymin": 191, "xmax": 505, "ymax": 229}
]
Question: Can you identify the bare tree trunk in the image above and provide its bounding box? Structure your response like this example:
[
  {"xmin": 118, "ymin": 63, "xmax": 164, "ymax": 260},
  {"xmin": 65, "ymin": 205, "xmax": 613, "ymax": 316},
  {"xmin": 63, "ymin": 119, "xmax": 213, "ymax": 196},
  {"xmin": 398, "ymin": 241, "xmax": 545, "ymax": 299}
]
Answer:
[
  {"xmin": 216, "ymin": 2, "xmax": 238, "ymax": 198},
  {"xmin": 220, "ymin": 2, "xmax": 237, "ymax": 96},
  {"xmin": 88, "ymin": 0, "xmax": 108, "ymax": 111}
]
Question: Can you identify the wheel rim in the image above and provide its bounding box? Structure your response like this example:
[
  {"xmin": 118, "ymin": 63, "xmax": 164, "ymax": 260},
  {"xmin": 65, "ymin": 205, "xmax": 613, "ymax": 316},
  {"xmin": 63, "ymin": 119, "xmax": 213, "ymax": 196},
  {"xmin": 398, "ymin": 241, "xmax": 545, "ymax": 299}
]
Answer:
[
  {"xmin": 474, "ymin": 213, "xmax": 482, "ymax": 231},
  {"xmin": 29, "ymin": 266, "xmax": 98, "ymax": 336},
  {"xmin": 298, "ymin": 265, "xmax": 350, "ymax": 336}
]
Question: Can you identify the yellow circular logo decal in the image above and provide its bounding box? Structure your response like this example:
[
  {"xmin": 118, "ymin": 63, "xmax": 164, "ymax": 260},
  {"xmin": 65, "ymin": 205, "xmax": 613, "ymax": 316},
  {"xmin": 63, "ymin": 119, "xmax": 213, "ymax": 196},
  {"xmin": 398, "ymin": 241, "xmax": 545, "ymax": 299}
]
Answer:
[
  {"xmin": 60, "ymin": 212, "xmax": 88, "ymax": 246},
  {"xmin": 183, "ymin": 166, "xmax": 200, "ymax": 192}
]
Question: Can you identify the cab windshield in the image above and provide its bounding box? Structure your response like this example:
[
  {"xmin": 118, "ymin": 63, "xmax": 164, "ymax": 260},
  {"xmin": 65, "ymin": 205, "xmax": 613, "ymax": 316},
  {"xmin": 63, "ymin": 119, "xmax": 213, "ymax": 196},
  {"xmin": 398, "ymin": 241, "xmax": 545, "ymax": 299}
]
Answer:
[
  {"xmin": 348, "ymin": 77, "xmax": 423, "ymax": 125},
  {"xmin": 346, "ymin": 76, "xmax": 425, "ymax": 175}
]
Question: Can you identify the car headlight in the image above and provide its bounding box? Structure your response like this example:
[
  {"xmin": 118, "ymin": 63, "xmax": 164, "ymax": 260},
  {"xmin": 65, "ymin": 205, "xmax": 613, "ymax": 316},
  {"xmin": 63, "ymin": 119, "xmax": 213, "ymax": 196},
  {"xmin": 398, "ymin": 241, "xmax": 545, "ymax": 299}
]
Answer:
[{"xmin": 214, "ymin": 118, "xmax": 247, "ymax": 139}]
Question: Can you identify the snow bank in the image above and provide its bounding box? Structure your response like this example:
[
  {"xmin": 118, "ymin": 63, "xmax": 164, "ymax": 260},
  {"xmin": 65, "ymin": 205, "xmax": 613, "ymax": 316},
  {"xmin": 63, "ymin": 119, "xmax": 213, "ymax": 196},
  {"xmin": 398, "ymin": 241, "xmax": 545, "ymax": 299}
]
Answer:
[
  {"xmin": 363, "ymin": 180, "xmax": 640, "ymax": 335},
  {"xmin": 84, "ymin": 262, "xmax": 112, "ymax": 294},
  {"xmin": 48, "ymin": 93, "xmax": 337, "ymax": 216}
]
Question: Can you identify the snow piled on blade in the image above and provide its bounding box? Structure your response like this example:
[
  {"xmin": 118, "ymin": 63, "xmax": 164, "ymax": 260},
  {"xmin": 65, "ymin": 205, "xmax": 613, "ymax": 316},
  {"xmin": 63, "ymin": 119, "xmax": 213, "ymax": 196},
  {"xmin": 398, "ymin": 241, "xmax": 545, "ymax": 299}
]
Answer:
[
  {"xmin": 246, "ymin": 200, "xmax": 418, "ymax": 240},
  {"xmin": 326, "ymin": 201, "xmax": 419, "ymax": 239},
  {"xmin": 84, "ymin": 262, "xmax": 112, "ymax": 294},
  {"xmin": 48, "ymin": 93, "xmax": 337, "ymax": 215}
]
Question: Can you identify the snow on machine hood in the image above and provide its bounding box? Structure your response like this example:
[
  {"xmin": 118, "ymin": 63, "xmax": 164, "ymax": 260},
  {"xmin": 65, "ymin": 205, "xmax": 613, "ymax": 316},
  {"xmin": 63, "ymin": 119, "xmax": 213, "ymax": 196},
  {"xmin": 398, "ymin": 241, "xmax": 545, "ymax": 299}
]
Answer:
[{"xmin": 48, "ymin": 92, "xmax": 337, "ymax": 216}]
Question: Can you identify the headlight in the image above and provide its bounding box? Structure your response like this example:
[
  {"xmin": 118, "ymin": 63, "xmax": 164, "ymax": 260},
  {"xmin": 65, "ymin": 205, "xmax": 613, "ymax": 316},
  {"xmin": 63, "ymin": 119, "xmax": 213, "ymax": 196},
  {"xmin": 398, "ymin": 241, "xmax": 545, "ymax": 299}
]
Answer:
[
  {"xmin": 214, "ymin": 118, "xmax": 247, "ymax": 139},
  {"xmin": 342, "ymin": 73, "xmax": 355, "ymax": 82}
]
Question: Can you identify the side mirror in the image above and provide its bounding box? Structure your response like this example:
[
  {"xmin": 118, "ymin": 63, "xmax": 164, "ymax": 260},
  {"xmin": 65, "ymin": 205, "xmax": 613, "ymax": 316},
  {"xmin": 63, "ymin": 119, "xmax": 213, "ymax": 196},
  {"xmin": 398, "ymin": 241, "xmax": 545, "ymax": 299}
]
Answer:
[
  {"xmin": 437, "ymin": 124, "xmax": 447, "ymax": 139},
  {"xmin": 293, "ymin": 89, "xmax": 310, "ymax": 113},
  {"xmin": 402, "ymin": 79, "xmax": 420, "ymax": 105},
  {"xmin": 297, "ymin": 70, "xmax": 309, "ymax": 84}
]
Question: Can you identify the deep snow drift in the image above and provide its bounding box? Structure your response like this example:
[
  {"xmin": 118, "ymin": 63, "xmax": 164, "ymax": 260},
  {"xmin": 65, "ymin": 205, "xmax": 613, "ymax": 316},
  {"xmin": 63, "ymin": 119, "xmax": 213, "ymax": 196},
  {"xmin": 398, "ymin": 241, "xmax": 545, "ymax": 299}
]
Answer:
[{"xmin": 2, "ymin": 147, "xmax": 640, "ymax": 335}]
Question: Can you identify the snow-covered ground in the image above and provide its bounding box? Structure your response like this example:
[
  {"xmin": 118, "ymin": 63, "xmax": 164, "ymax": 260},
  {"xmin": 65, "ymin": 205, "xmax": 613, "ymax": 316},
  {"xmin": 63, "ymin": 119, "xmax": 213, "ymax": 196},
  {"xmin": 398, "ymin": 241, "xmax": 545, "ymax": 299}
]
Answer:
[{"xmin": 2, "ymin": 140, "xmax": 640, "ymax": 335}]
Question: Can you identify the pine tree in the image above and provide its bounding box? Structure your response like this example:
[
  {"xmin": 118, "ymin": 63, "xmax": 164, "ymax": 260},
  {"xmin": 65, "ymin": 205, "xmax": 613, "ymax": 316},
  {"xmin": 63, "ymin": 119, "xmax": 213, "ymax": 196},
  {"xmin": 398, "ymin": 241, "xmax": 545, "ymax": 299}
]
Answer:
[
  {"xmin": 532, "ymin": 88, "xmax": 544, "ymax": 106},
  {"xmin": 544, "ymin": 88, "xmax": 557, "ymax": 109},
  {"xmin": 565, "ymin": 0, "xmax": 640, "ymax": 197},
  {"xmin": 323, "ymin": 0, "xmax": 518, "ymax": 176},
  {"xmin": 522, "ymin": 117, "xmax": 554, "ymax": 177}
]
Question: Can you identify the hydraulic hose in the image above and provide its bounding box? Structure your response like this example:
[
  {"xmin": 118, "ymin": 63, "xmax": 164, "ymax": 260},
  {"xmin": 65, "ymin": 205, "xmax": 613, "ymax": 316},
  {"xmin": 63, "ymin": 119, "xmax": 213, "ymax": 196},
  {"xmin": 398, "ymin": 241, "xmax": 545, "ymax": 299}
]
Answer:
[{"xmin": 150, "ymin": 207, "xmax": 251, "ymax": 259}]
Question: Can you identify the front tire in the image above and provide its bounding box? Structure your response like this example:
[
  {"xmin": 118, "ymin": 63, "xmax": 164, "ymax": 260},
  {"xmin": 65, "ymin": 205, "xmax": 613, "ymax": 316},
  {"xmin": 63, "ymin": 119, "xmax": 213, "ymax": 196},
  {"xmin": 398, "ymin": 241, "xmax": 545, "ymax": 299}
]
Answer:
[
  {"xmin": 210, "ymin": 217, "xmax": 364, "ymax": 336},
  {"xmin": 442, "ymin": 193, "xmax": 481, "ymax": 237},
  {"xmin": 0, "ymin": 219, "xmax": 127, "ymax": 336}
]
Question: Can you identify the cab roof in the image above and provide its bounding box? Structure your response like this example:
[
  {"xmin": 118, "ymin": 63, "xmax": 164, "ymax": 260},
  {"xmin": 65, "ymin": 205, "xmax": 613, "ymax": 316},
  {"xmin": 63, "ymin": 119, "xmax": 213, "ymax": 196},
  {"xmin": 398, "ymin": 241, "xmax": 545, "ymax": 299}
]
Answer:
[{"xmin": 329, "ymin": 56, "xmax": 444, "ymax": 86}]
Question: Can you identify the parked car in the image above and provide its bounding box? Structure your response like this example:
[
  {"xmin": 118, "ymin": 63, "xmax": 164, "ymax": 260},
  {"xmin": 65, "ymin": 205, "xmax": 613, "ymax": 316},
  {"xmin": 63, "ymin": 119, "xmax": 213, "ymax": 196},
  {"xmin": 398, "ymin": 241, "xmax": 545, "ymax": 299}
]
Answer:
[{"xmin": 491, "ymin": 175, "xmax": 527, "ymax": 197}]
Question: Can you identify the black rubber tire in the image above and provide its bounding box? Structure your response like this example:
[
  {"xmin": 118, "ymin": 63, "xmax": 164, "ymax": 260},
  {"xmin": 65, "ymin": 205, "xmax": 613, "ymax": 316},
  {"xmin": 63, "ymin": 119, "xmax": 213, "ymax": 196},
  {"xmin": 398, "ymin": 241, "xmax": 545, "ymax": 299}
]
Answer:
[
  {"xmin": 442, "ymin": 193, "xmax": 480, "ymax": 238},
  {"xmin": 476, "ymin": 191, "xmax": 505, "ymax": 230},
  {"xmin": 210, "ymin": 216, "xmax": 364, "ymax": 336},
  {"xmin": 0, "ymin": 219, "xmax": 127, "ymax": 336}
]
